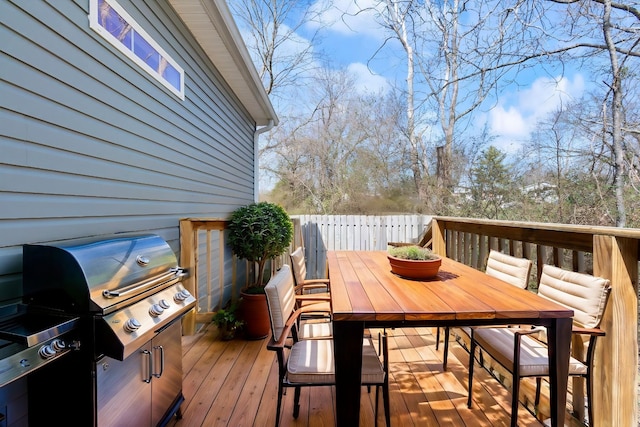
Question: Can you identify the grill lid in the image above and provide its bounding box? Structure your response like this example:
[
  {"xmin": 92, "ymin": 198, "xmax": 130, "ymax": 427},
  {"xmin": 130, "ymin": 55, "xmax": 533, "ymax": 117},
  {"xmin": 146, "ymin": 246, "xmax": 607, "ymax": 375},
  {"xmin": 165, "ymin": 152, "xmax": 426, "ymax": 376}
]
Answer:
[{"xmin": 23, "ymin": 233, "xmax": 184, "ymax": 313}]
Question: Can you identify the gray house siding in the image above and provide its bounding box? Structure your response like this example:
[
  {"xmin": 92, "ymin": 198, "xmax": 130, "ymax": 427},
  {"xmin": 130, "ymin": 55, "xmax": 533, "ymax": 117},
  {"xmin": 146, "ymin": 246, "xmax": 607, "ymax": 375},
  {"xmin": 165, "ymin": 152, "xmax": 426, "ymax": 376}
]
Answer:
[{"xmin": 1, "ymin": 1, "xmax": 259, "ymax": 303}]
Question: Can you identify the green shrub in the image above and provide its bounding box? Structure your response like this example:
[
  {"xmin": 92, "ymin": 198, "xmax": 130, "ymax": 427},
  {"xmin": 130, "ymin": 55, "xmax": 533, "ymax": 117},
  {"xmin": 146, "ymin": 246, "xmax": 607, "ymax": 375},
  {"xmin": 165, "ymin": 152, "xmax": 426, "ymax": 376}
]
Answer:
[{"xmin": 388, "ymin": 245, "xmax": 438, "ymax": 260}]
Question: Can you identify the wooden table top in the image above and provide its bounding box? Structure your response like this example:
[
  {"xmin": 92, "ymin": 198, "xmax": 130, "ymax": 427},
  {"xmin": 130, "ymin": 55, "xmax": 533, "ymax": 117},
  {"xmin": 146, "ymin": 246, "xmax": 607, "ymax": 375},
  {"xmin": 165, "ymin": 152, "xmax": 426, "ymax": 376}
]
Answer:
[{"xmin": 327, "ymin": 250, "xmax": 573, "ymax": 323}]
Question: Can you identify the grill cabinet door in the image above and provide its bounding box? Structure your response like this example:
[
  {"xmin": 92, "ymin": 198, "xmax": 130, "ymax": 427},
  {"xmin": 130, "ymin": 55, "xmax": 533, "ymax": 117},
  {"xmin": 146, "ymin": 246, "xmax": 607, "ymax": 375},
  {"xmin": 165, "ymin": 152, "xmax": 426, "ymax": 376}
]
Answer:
[
  {"xmin": 96, "ymin": 343, "xmax": 152, "ymax": 427},
  {"xmin": 151, "ymin": 320, "xmax": 183, "ymax": 425}
]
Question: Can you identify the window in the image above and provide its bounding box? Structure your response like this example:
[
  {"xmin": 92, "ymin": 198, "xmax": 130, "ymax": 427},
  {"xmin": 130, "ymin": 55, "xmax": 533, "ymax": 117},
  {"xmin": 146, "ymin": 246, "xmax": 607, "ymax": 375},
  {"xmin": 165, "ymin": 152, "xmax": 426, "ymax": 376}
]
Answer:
[{"xmin": 89, "ymin": 0, "xmax": 184, "ymax": 99}]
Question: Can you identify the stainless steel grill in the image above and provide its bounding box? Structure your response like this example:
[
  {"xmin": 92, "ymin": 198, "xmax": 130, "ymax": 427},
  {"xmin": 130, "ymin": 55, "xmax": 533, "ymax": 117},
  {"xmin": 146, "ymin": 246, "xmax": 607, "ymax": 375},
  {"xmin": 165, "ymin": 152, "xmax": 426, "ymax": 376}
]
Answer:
[
  {"xmin": 22, "ymin": 233, "xmax": 195, "ymax": 427},
  {"xmin": 0, "ymin": 304, "xmax": 79, "ymax": 388}
]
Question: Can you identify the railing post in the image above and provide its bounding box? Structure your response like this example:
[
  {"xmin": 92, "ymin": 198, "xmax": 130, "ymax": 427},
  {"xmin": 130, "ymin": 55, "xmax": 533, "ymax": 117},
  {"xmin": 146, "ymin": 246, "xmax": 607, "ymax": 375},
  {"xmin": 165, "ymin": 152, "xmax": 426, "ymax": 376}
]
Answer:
[
  {"xmin": 592, "ymin": 235, "xmax": 638, "ymax": 427},
  {"xmin": 180, "ymin": 218, "xmax": 198, "ymax": 335},
  {"xmin": 431, "ymin": 218, "xmax": 446, "ymax": 257}
]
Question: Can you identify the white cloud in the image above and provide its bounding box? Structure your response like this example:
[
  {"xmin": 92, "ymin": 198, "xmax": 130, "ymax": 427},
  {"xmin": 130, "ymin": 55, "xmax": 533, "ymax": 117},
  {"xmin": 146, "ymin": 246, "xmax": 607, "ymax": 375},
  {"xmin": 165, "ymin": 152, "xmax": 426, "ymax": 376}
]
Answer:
[
  {"xmin": 347, "ymin": 63, "xmax": 390, "ymax": 94},
  {"xmin": 487, "ymin": 74, "xmax": 585, "ymax": 150}
]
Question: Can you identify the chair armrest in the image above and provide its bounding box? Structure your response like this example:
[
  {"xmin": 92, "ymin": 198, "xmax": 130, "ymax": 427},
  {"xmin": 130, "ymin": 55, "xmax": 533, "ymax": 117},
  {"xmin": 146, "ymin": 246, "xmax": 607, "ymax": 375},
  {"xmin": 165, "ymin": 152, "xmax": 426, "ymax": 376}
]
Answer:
[
  {"xmin": 267, "ymin": 307, "xmax": 305, "ymax": 350},
  {"xmin": 511, "ymin": 326, "xmax": 542, "ymax": 336},
  {"xmin": 572, "ymin": 326, "xmax": 606, "ymax": 337},
  {"xmin": 295, "ymin": 295, "xmax": 330, "ymax": 303},
  {"xmin": 304, "ymin": 278, "xmax": 330, "ymax": 285}
]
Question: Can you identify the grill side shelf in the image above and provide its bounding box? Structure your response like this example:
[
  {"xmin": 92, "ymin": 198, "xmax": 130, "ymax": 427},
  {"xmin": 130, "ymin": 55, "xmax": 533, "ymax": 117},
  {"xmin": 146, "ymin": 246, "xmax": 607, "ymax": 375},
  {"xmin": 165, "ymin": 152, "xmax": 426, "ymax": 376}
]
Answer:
[{"xmin": 0, "ymin": 313, "xmax": 80, "ymax": 347}]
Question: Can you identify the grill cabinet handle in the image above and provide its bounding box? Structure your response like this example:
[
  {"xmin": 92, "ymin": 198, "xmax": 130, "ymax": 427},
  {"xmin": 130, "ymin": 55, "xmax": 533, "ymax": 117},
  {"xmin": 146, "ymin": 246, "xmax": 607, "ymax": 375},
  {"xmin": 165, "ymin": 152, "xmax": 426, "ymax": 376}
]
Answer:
[
  {"xmin": 153, "ymin": 345, "xmax": 165, "ymax": 378},
  {"xmin": 142, "ymin": 349, "xmax": 153, "ymax": 383}
]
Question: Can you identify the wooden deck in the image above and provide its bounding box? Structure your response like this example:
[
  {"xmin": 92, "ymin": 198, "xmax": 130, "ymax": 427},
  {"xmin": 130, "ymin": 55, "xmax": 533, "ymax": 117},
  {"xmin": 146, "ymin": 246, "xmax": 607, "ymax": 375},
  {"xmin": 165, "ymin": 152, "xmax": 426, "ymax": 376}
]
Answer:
[
  {"xmin": 169, "ymin": 324, "xmax": 592, "ymax": 427},
  {"xmin": 167, "ymin": 324, "xmax": 585, "ymax": 427}
]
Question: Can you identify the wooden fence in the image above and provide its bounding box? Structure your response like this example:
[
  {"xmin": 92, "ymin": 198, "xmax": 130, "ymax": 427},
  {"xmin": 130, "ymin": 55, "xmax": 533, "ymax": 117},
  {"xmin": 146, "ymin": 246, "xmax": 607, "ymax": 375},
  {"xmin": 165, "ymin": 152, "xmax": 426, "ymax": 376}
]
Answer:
[{"xmin": 292, "ymin": 214, "xmax": 431, "ymax": 279}]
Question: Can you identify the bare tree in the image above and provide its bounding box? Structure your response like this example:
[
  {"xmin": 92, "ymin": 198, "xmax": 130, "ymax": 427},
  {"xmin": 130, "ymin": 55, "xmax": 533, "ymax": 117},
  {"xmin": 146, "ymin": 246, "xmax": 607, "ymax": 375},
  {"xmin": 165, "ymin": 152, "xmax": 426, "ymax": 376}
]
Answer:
[
  {"xmin": 540, "ymin": 0, "xmax": 640, "ymax": 226},
  {"xmin": 227, "ymin": 0, "xmax": 325, "ymax": 98},
  {"xmin": 359, "ymin": 0, "xmax": 544, "ymax": 211}
]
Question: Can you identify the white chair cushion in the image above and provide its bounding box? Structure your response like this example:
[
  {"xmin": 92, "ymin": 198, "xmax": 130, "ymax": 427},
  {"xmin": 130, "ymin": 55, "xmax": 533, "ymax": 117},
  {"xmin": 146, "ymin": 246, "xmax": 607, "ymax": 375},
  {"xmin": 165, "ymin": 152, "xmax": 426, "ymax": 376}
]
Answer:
[
  {"xmin": 288, "ymin": 339, "xmax": 335, "ymax": 383},
  {"xmin": 473, "ymin": 327, "xmax": 587, "ymax": 377},
  {"xmin": 287, "ymin": 338, "xmax": 384, "ymax": 384},
  {"xmin": 264, "ymin": 265, "xmax": 296, "ymax": 340},
  {"xmin": 485, "ymin": 250, "xmax": 532, "ymax": 289},
  {"xmin": 290, "ymin": 247, "xmax": 307, "ymax": 286},
  {"xmin": 299, "ymin": 320, "xmax": 332, "ymax": 339},
  {"xmin": 538, "ymin": 265, "xmax": 610, "ymax": 329}
]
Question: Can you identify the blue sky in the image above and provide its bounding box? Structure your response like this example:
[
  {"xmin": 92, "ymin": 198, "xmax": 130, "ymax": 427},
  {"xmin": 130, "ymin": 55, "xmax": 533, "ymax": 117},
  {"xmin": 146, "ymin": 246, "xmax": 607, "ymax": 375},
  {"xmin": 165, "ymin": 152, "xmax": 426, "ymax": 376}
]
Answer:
[
  {"xmin": 292, "ymin": 0, "xmax": 588, "ymax": 152},
  {"xmin": 231, "ymin": 0, "xmax": 590, "ymax": 155}
]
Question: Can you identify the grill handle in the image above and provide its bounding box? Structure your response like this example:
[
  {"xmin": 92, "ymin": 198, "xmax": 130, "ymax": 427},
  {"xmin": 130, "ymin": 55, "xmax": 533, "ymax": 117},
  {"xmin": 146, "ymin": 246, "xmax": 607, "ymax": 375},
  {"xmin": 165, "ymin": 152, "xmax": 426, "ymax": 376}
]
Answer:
[
  {"xmin": 153, "ymin": 345, "xmax": 165, "ymax": 378},
  {"xmin": 102, "ymin": 268, "xmax": 187, "ymax": 298},
  {"xmin": 142, "ymin": 349, "xmax": 153, "ymax": 383}
]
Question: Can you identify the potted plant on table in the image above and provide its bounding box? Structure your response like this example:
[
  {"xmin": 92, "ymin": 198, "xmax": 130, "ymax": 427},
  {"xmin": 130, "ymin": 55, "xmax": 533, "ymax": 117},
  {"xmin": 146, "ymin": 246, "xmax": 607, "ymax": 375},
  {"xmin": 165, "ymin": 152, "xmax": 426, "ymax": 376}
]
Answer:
[
  {"xmin": 227, "ymin": 202, "xmax": 294, "ymax": 339},
  {"xmin": 387, "ymin": 245, "xmax": 442, "ymax": 279}
]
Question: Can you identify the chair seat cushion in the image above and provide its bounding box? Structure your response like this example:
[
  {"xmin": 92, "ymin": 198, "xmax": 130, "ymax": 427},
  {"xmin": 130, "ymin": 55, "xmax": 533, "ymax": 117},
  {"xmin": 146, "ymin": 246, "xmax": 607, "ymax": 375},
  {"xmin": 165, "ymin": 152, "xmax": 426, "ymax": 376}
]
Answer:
[
  {"xmin": 473, "ymin": 327, "xmax": 587, "ymax": 377},
  {"xmin": 287, "ymin": 338, "xmax": 384, "ymax": 384},
  {"xmin": 299, "ymin": 320, "xmax": 332, "ymax": 339}
]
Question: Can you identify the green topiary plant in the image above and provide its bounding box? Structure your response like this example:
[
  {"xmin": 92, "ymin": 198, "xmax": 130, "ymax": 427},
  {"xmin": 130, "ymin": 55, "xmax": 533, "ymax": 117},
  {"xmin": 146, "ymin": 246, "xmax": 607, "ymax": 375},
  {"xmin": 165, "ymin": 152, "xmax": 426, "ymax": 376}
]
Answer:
[{"xmin": 227, "ymin": 202, "xmax": 294, "ymax": 293}]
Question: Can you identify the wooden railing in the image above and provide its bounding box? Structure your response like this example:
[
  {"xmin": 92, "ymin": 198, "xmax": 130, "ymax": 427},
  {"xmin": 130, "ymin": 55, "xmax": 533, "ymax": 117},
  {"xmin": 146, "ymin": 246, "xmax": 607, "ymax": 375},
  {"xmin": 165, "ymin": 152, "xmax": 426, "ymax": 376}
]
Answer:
[
  {"xmin": 430, "ymin": 216, "xmax": 639, "ymax": 427},
  {"xmin": 178, "ymin": 217, "xmax": 304, "ymax": 335},
  {"xmin": 179, "ymin": 215, "xmax": 639, "ymax": 427}
]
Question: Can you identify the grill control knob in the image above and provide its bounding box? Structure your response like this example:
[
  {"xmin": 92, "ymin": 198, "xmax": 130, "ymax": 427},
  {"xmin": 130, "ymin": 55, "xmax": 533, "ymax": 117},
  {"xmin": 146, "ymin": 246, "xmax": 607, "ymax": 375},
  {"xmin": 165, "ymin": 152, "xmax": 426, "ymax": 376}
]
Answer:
[
  {"xmin": 159, "ymin": 299, "xmax": 170, "ymax": 309},
  {"xmin": 39, "ymin": 345, "xmax": 56, "ymax": 359},
  {"xmin": 149, "ymin": 304, "xmax": 164, "ymax": 317},
  {"xmin": 50, "ymin": 339, "xmax": 66, "ymax": 352},
  {"xmin": 174, "ymin": 289, "xmax": 191, "ymax": 303},
  {"xmin": 124, "ymin": 318, "xmax": 142, "ymax": 333}
]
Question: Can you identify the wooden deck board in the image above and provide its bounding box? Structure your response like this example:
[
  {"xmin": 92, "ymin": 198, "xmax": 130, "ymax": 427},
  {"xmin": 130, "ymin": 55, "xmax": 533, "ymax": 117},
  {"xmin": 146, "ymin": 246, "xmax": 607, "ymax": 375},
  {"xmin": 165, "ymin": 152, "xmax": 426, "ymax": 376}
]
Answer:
[{"xmin": 169, "ymin": 324, "xmax": 584, "ymax": 427}]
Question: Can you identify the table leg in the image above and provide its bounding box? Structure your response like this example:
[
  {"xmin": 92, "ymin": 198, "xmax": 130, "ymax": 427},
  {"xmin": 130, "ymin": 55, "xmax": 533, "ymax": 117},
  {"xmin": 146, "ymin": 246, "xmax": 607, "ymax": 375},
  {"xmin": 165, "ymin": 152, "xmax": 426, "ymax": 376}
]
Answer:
[
  {"xmin": 334, "ymin": 320, "xmax": 365, "ymax": 427},
  {"xmin": 547, "ymin": 317, "xmax": 572, "ymax": 427}
]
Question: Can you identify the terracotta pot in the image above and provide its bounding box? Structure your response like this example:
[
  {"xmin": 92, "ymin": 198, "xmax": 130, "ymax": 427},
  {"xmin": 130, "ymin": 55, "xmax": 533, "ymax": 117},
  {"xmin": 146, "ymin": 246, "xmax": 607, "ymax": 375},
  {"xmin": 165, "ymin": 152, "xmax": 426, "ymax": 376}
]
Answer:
[
  {"xmin": 387, "ymin": 255, "xmax": 442, "ymax": 280},
  {"xmin": 239, "ymin": 291, "xmax": 270, "ymax": 340}
]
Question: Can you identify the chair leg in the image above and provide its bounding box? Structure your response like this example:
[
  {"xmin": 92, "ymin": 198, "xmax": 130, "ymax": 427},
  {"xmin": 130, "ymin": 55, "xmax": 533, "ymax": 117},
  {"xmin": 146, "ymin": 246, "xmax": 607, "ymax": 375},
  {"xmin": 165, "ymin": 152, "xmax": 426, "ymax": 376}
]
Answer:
[
  {"xmin": 275, "ymin": 383, "xmax": 284, "ymax": 427},
  {"xmin": 510, "ymin": 373, "xmax": 520, "ymax": 427},
  {"xmin": 383, "ymin": 381, "xmax": 391, "ymax": 427},
  {"xmin": 586, "ymin": 372, "xmax": 594, "ymax": 427},
  {"xmin": 443, "ymin": 327, "xmax": 450, "ymax": 371},
  {"xmin": 374, "ymin": 385, "xmax": 380, "ymax": 426},
  {"xmin": 293, "ymin": 386, "xmax": 301, "ymax": 418},
  {"xmin": 534, "ymin": 377, "xmax": 542, "ymax": 408},
  {"xmin": 467, "ymin": 333, "xmax": 476, "ymax": 408}
]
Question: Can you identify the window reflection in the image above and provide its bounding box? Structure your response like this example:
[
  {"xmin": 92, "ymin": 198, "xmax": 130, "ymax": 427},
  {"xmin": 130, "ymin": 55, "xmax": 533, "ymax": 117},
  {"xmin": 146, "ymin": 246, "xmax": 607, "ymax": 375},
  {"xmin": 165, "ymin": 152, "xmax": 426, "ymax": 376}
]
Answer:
[{"xmin": 93, "ymin": 0, "xmax": 183, "ymax": 97}]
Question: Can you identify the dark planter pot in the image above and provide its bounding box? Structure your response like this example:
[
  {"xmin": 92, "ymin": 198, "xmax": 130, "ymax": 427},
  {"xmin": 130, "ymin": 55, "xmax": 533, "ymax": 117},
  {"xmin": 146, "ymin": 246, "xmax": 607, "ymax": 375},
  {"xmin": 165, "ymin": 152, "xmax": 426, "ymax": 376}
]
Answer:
[
  {"xmin": 387, "ymin": 255, "xmax": 442, "ymax": 280},
  {"xmin": 240, "ymin": 291, "xmax": 270, "ymax": 340}
]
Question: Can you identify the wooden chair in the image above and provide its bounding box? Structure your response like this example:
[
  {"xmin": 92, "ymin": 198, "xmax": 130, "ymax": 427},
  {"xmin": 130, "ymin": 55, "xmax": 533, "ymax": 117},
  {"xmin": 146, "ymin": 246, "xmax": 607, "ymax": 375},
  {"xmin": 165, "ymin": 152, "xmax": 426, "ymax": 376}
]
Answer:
[
  {"xmin": 440, "ymin": 250, "xmax": 532, "ymax": 370},
  {"xmin": 264, "ymin": 264, "xmax": 331, "ymax": 341},
  {"xmin": 467, "ymin": 264, "xmax": 611, "ymax": 427},
  {"xmin": 289, "ymin": 246, "xmax": 331, "ymax": 318},
  {"xmin": 264, "ymin": 265, "xmax": 390, "ymax": 427}
]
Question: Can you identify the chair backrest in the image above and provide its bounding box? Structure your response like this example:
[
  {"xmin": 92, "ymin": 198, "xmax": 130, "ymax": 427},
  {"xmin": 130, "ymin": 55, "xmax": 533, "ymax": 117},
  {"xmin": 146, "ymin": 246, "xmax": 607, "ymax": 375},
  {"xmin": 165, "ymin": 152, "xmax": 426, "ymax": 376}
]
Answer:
[
  {"xmin": 289, "ymin": 246, "xmax": 307, "ymax": 286},
  {"xmin": 485, "ymin": 250, "xmax": 532, "ymax": 289},
  {"xmin": 264, "ymin": 264, "xmax": 297, "ymax": 339},
  {"xmin": 538, "ymin": 264, "xmax": 611, "ymax": 329}
]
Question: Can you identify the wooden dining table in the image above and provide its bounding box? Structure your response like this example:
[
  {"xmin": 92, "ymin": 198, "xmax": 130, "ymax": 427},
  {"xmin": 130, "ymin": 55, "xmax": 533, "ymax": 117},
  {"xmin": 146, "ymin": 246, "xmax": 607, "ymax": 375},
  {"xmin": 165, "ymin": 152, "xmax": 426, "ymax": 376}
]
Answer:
[{"xmin": 328, "ymin": 250, "xmax": 574, "ymax": 427}]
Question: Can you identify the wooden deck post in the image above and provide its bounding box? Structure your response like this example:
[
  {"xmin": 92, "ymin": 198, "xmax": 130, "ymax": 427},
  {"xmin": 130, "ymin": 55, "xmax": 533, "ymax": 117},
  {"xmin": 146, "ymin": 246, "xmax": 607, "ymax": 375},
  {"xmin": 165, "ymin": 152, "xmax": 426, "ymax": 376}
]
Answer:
[
  {"xmin": 179, "ymin": 218, "xmax": 198, "ymax": 335},
  {"xmin": 431, "ymin": 218, "xmax": 446, "ymax": 257},
  {"xmin": 592, "ymin": 235, "xmax": 638, "ymax": 427}
]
